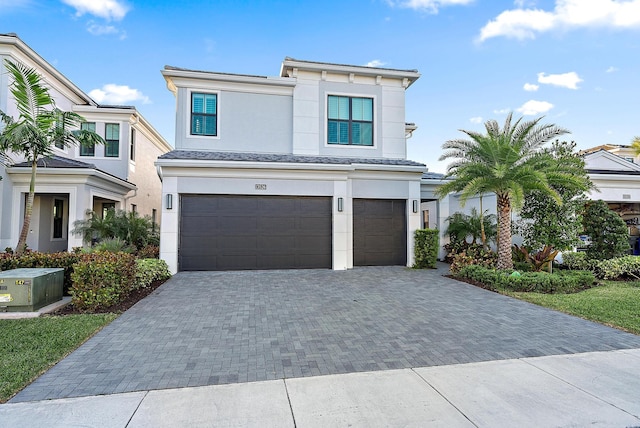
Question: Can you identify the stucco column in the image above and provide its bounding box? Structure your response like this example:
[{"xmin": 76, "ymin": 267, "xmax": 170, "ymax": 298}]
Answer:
[
  {"xmin": 160, "ymin": 176, "xmax": 179, "ymax": 274},
  {"xmin": 332, "ymin": 179, "xmax": 349, "ymax": 270},
  {"xmin": 407, "ymin": 181, "xmax": 422, "ymax": 267}
]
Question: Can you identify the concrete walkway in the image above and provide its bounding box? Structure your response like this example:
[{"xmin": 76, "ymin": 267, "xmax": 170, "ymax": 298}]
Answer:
[{"xmin": 2, "ymin": 349, "xmax": 640, "ymax": 427}]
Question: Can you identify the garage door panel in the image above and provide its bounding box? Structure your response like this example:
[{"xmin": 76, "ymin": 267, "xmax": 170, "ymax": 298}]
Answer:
[
  {"xmin": 179, "ymin": 195, "xmax": 332, "ymax": 271},
  {"xmin": 353, "ymin": 199, "xmax": 406, "ymax": 266}
]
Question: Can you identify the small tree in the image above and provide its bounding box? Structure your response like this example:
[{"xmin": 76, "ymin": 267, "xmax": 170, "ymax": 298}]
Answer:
[
  {"xmin": 0, "ymin": 60, "xmax": 103, "ymax": 255},
  {"xmin": 582, "ymin": 200, "xmax": 629, "ymax": 260},
  {"xmin": 517, "ymin": 141, "xmax": 592, "ymax": 252},
  {"xmin": 445, "ymin": 208, "xmax": 497, "ymax": 246}
]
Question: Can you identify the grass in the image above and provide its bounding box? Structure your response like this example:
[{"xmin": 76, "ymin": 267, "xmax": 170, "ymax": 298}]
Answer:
[
  {"xmin": 506, "ymin": 280, "xmax": 640, "ymax": 335},
  {"xmin": 0, "ymin": 314, "xmax": 116, "ymax": 403}
]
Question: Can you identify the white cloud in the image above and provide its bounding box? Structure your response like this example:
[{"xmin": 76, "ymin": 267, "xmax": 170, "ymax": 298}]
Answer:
[
  {"xmin": 0, "ymin": 0, "xmax": 32, "ymax": 12},
  {"xmin": 87, "ymin": 21, "xmax": 126, "ymax": 39},
  {"xmin": 365, "ymin": 59, "xmax": 387, "ymax": 67},
  {"xmin": 387, "ymin": 0, "xmax": 474, "ymax": 13},
  {"xmin": 61, "ymin": 0, "xmax": 129, "ymax": 21},
  {"xmin": 537, "ymin": 71, "xmax": 583, "ymax": 89},
  {"xmin": 516, "ymin": 100, "xmax": 554, "ymax": 115},
  {"xmin": 470, "ymin": 116, "xmax": 483, "ymax": 124},
  {"xmin": 478, "ymin": 0, "xmax": 640, "ymax": 42},
  {"xmin": 606, "ymin": 66, "xmax": 618, "ymax": 73},
  {"xmin": 493, "ymin": 108, "xmax": 510, "ymax": 114},
  {"xmin": 523, "ymin": 83, "xmax": 539, "ymax": 91},
  {"xmin": 89, "ymin": 84, "xmax": 150, "ymax": 105}
]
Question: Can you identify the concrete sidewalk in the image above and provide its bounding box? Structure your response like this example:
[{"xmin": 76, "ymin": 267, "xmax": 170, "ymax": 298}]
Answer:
[{"xmin": 2, "ymin": 349, "xmax": 639, "ymax": 427}]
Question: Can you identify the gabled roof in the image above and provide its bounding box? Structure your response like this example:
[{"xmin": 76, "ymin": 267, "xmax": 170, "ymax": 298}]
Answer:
[
  {"xmin": 583, "ymin": 149, "xmax": 640, "ymax": 174},
  {"xmin": 0, "ymin": 33, "xmax": 97, "ymax": 106},
  {"xmin": 158, "ymin": 150, "xmax": 425, "ymax": 167}
]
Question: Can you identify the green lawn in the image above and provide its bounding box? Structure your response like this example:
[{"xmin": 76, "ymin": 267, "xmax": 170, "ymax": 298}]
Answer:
[
  {"xmin": 507, "ymin": 281, "xmax": 640, "ymax": 335},
  {"xmin": 0, "ymin": 314, "xmax": 116, "ymax": 403}
]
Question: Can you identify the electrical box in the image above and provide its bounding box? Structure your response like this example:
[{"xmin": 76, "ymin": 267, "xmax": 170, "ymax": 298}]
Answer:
[{"xmin": 0, "ymin": 268, "xmax": 64, "ymax": 312}]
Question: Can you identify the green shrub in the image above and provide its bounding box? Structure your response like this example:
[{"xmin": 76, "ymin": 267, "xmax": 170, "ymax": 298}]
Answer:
[
  {"xmin": 90, "ymin": 237, "xmax": 135, "ymax": 253},
  {"xmin": 582, "ymin": 200, "xmax": 630, "ymax": 260},
  {"xmin": 456, "ymin": 265, "xmax": 595, "ymax": 293},
  {"xmin": 414, "ymin": 229, "xmax": 439, "ymax": 269},
  {"xmin": 561, "ymin": 252, "xmax": 640, "ymax": 280},
  {"xmin": 136, "ymin": 245, "xmax": 160, "ymax": 259},
  {"xmin": 135, "ymin": 258, "xmax": 171, "ymax": 289},
  {"xmin": 70, "ymin": 252, "xmax": 137, "ymax": 312},
  {"xmin": 0, "ymin": 251, "xmax": 81, "ymax": 295},
  {"xmin": 450, "ymin": 244, "xmax": 497, "ymax": 274}
]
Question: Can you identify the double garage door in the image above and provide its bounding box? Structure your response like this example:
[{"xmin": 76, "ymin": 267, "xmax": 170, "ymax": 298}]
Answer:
[{"xmin": 179, "ymin": 195, "xmax": 406, "ymax": 271}]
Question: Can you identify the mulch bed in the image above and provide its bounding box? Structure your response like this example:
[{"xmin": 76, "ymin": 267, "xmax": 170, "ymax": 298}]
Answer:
[{"xmin": 47, "ymin": 280, "xmax": 166, "ymax": 316}]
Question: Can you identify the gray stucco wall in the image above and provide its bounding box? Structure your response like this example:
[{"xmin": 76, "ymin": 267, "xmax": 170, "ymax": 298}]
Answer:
[{"xmin": 175, "ymin": 88, "xmax": 293, "ymax": 154}]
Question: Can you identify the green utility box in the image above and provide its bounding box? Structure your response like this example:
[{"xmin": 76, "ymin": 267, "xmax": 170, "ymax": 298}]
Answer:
[{"xmin": 0, "ymin": 268, "xmax": 64, "ymax": 312}]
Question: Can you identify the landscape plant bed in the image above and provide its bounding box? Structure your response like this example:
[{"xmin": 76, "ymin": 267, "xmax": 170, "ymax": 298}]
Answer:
[{"xmin": 48, "ymin": 279, "xmax": 165, "ymax": 316}]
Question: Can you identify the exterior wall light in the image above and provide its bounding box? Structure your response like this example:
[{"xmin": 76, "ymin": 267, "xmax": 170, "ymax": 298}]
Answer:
[
  {"xmin": 166, "ymin": 193, "xmax": 173, "ymax": 210},
  {"xmin": 413, "ymin": 199, "xmax": 419, "ymax": 213},
  {"xmin": 338, "ymin": 197, "xmax": 344, "ymax": 212}
]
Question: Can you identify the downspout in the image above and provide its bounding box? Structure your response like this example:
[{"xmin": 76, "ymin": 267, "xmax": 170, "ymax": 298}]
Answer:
[{"xmin": 124, "ymin": 113, "xmax": 140, "ymax": 211}]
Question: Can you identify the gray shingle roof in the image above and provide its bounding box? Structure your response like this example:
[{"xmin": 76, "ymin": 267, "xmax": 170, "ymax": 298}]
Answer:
[
  {"xmin": 158, "ymin": 150, "xmax": 426, "ymax": 167},
  {"xmin": 12, "ymin": 155, "xmax": 96, "ymax": 169},
  {"xmin": 422, "ymin": 171, "xmax": 445, "ymax": 180}
]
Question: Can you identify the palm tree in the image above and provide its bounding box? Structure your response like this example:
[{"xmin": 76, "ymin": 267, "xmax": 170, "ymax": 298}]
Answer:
[
  {"xmin": 0, "ymin": 59, "xmax": 104, "ymax": 255},
  {"xmin": 436, "ymin": 113, "xmax": 585, "ymax": 269}
]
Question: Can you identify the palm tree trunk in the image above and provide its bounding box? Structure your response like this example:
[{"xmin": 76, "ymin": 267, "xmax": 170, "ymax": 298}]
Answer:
[
  {"xmin": 496, "ymin": 193, "xmax": 513, "ymax": 270},
  {"xmin": 15, "ymin": 159, "xmax": 37, "ymax": 256},
  {"xmin": 480, "ymin": 195, "xmax": 487, "ymax": 249}
]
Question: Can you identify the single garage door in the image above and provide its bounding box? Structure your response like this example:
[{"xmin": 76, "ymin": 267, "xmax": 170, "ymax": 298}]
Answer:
[
  {"xmin": 353, "ymin": 199, "xmax": 407, "ymax": 266},
  {"xmin": 179, "ymin": 195, "xmax": 332, "ymax": 271}
]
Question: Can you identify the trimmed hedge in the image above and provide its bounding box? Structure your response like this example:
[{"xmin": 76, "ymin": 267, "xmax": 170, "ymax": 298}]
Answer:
[
  {"xmin": 70, "ymin": 252, "xmax": 137, "ymax": 312},
  {"xmin": 562, "ymin": 252, "xmax": 640, "ymax": 280},
  {"xmin": 456, "ymin": 265, "xmax": 596, "ymax": 294},
  {"xmin": 0, "ymin": 252, "xmax": 81, "ymax": 295},
  {"xmin": 414, "ymin": 229, "xmax": 439, "ymax": 269},
  {"xmin": 135, "ymin": 258, "xmax": 171, "ymax": 289}
]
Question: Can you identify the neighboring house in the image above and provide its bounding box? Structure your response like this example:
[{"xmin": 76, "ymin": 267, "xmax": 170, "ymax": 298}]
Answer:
[
  {"xmin": 0, "ymin": 33, "xmax": 172, "ymax": 252},
  {"xmin": 422, "ymin": 145, "xmax": 640, "ymax": 259},
  {"xmin": 157, "ymin": 58, "xmax": 424, "ymax": 273}
]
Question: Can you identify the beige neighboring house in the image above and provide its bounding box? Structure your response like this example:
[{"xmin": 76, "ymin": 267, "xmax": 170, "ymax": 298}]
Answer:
[{"xmin": 0, "ymin": 33, "xmax": 172, "ymax": 252}]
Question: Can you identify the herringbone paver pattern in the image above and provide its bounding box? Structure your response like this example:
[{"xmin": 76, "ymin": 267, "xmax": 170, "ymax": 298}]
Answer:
[{"xmin": 12, "ymin": 265, "xmax": 640, "ymax": 402}]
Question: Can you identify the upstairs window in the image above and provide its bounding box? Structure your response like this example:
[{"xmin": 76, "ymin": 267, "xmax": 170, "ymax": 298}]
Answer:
[
  {"xmin": 80, "ymin": 122, "xmax": 96, "ymax": 156},
  {"xmin": 327, "ymin": 95, "xmax": 373, "ymax": 146},
  {"xmin": 191, "ymin": 93, "xmax": 217, "ymax": 136},
  {"xmin": 130, "ymin": 128, "xmax": 136, "ymax": 161},
  {"xmin": 105, "ymin": 123, "xmax": 120, "ymax": 157}
]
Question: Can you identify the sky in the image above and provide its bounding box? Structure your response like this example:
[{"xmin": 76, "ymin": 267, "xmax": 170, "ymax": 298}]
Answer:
[{"xmin": 1, "ymin": 0, "xmax": 639, "ymax": 173}]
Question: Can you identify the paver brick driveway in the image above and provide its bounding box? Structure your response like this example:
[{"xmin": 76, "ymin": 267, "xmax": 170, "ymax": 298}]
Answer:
[{"xmin": 12, "ymin": 265, "xmax": 640, "ymax": 402}]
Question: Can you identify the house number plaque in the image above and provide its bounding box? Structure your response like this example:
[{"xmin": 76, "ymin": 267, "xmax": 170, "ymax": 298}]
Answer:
[{"xmin": 255, "ymin": 184, "xmax": 267, "ymax": 190}]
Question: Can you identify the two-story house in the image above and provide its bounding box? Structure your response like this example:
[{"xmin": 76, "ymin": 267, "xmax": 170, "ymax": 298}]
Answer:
[
  {"xmin": 0, "ymin": 33, "xmax": 172, "ymax": 252},
  {"xmin": 157, "ymin": 58, "xmax": 425, "ymax": 273}
]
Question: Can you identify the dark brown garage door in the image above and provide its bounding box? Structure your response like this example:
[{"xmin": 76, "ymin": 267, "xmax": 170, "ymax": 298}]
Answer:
[
  {"xmin": 353, "ymin": 199, "xmax": 407, "ymax": 266},
  {"xmin": 179, "ymin": 195, "xmax": 332, "ymax": 271}
]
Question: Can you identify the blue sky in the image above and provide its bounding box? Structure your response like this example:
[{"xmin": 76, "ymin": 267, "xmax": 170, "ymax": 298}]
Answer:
[{"xmin": 1, "ymin": 0, "xmax": 639, "ymax": 172}]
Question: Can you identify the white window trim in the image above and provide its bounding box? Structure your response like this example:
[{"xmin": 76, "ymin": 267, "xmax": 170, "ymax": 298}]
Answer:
[
  {"xmin": 51, "ymin": 198, "xmax": 67, "ymax": 241},
  {"xmin": 104, "ymin": 122, "xmax": 122, "ymax": 160},
  {"xmin": 324, "ymin": 91, "xmax": 377, "ymax": 150},
  {"xmin": 186, "ymin": 89, "xmax": 221, "ymax": 140}
]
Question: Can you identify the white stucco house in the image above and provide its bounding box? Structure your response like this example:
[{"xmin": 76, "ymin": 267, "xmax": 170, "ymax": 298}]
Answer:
[
  {"xmin": 156, "ymin": 58, "xmax": 426, "ymax": 273},
  {"xmin": 0, "ymin": 33, "xmax": 172, "ymax": 252}
]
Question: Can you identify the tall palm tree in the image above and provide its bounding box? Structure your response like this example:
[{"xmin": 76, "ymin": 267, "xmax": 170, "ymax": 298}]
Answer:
[
  {"xmin": 0, "ymin": 59, "xmax": 104, "ymax": 255},
  {"xmin": 436, "ymin": 113, "xmax": 584, "ymax": 269}
]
